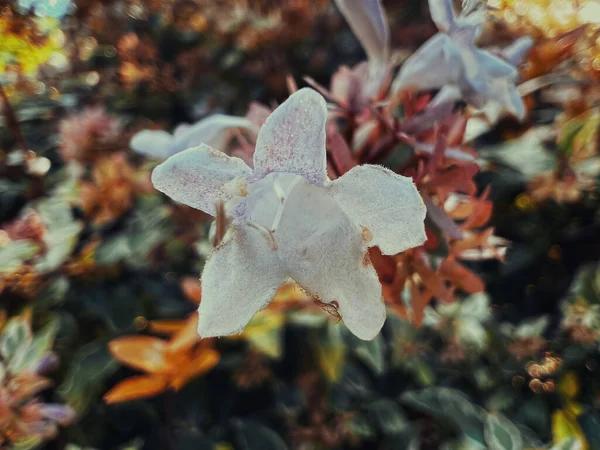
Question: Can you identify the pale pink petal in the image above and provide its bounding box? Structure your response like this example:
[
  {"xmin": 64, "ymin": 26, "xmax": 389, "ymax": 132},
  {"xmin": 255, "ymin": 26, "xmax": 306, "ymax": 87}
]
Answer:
[
  {"xmin": 392, "ymin": 34, "xmax": 462, "ymax": 93},
  {"xmin": 130, "ymin": 130, "xmax": 174, "ymax": 159},
  {"xmin": 334, "ymin": 0, "xmax": 390, "ymax": 63},
  {"xmin": 329, "ymin": 165, "xmax": 427, "ymax": 255},
  {"xmin": 253, "ymin": 88, "xmax": 329, "ymax": 185},
  {"xmin": 171, "ymin": 115, "xmax": 255, "ymax": 155},
  {"xmin": 502, "ymin": 36, "xmax": 534, "ymax": 66},
  {"xmin": 152, "ymin": 144, "xmax": 251, "ymax": 215},
  {"xmin": 429, "ymin": 0, "xmax": 457, "ymax": 33}
]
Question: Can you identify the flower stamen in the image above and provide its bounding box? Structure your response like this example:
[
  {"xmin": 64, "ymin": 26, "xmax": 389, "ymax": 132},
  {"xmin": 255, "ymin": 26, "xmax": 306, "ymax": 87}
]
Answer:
[
  {"xmin": 247, "ymin": 221, "xmax": 278, "ymax": 250},
  {"xmin": 270, "ymin": 175, "xmax": 302, "ymax": 233}
]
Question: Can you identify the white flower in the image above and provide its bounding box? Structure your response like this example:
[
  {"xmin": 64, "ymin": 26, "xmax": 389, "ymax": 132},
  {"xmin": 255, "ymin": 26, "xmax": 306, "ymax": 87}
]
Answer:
[
  {"xmin": 334, "ymin": 0, "xmax": 389, "ymax": 95},
  {"xmin": 152, "ymin": 88, "xmax": 427, "ymax": 340},
  {"xmin": 392, "ymin": 0, "xmax": 526, "ymax": 118},
  {"xmin": 130, "ymin": 114, "xmax": 257, "ymax": 159}
]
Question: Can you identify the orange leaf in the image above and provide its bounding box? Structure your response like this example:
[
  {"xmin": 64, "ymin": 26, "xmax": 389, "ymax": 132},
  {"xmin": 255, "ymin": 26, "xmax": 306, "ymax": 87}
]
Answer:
[
  {"xmin": 148, "ymin": 319, "xmax": 187, "ymax": 336},
  {"xmin": 167, "ymin": 314, "xmax": 200, "ymax": 353},
  {"xmin": 181, "ymin": 277, "xmax": 202, "ymax": 304},
  {"xmin": 104, "ymin": 375, "xmax": 169, "ymax": 404},
  {"xmin": 440, "ymin": 259, "xmax": 485, "ymax": 294},
  {"xmin": 170, "ymin": 348, "xmax": 220, "ymax": 391},
  {"xmin": 109, "ymin": 336, "xmax": 173, "ymax": 374},
  {"xmin": 412, "ymin": 258, "xmax": 453, "ymax": 303}
]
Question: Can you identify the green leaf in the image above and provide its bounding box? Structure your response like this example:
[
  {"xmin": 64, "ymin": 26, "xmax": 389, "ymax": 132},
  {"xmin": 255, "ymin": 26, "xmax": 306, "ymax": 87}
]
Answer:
[
  {"xmin": 95, "ymin": 235, "xmax": 131, "ymax": 265},
  {"xmin": 343, "ymin": 328, "xmax": 386, "ymax": 375},
  {"xmin": 58, "ymin": 340, "xmax": 119, "ymax": 415},
  {"xmin": 549, "ymin": 438, "xmax": 584, "ymax": 450},
  {"xmin": 579, "ymin": 410, "xmax": 600, "ymax": 449},
  {"xmin": 317, "ymin": 322, "xmax": 346, "ymax": 382},
  {"xmin": 35, "ymin": 222, "xmax": 83, "ymax": 272},
  {"xmin": 0, "ymin": 240, "xmax": 39, "ymax": 272},
  {"xmin": 484, "ymin": 413, "xmax": 523, "ymax": 450},
  {"xmin": 400, "ymin": 387, "xmax": 486, "ymax": 444},
  {"xmin": 11, "ymin": 315, "xmax": 59, "ymax": 373},
  {"xmin": 232, "ymin": 420, "xmax": 286, "ymax": 450},
  {"xmin": 346, "ymin": 413, "xmax": 376, "ymax": 440},
  {"xmin": 558, "ymin": 120, "xmax": 586, "ymax": 156},
  {"xmin": 368, "ymin": 399, "xmax": 409, "ymax": 436},
  {"xmin": 34, "ymin": 277, "xmax": 70, "ymax": 309},
  {"xmin": 0, "ymin": 317, "xmax": 32, "ymax": 362},
  {"xmin": 12, "ymin": 437, "xmax": 43, "ymax": 450},
  {"xmin": 244, "ymin": 311, "xmax": 284, "ymax": 359}
]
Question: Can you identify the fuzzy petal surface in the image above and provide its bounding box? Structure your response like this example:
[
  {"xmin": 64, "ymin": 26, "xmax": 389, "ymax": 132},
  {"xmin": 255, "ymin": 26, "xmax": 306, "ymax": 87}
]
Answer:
[
  {"xmin": 152, "ymin": 144, "xmax": 251, "ymax": 215},
  {"xmin": 253, "ymin": 88, "xmax": 329, "ymax": 185},
  {"xmin": 329, "ymin": 165, "xmax": 427, "ymax": 255},
  {"xmin": 334, "ymin": 0, "xmax": 389, "ymax": 63},
  {"xmin": 198, "ymin": 229, "xmax": 287, "ymax": 338}
]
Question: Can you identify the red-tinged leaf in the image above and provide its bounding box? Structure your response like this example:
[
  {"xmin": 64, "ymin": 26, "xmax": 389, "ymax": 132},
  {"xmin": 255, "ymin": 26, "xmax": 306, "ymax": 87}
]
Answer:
[
  {"xmin": 103, "ymin": 375, "xmax": 169, "ymax": 404},
  {"xmin": 412, "ymin": 257, "xmax": 453, "ymax": 303},
  {"xmin": 445, "ymin": 113, "xmax": 468, "ymax": 146},
  {"xmin": 440, "ymin": 258, "xmax": 485, "ymax": 294},
  {"xmin": 327, "ymin": 126, "xmax": 357, "ymax": 176},
  {"xmin": 423, "ymin": 164, "xmax": 479, "ymax": 195},
  {"xmin": 370, "ymin": 247, "xmax": 398, "ymax": 283},
  {"xmin": 410, "ymin": 283, "xmax": 433, "ymax": 328},
  {"xmin": 424, "ymin": 195, "xmax": 464, "ymax": 240},
  {"xmin": 108, "ymin": 336, "xmax": 173, "ymax": 374},
  {"xmin": 461, "ymin": 188, "xmax": 493, "ymax": 230}
]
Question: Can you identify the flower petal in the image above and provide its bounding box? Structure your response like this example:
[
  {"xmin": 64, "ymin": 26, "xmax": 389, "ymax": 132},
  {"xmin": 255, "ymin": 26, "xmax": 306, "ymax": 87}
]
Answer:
[
  {"xmin": 392, "ymin": 34, "xmax": 462, "ymax": 93},
  {"xmin": 108, "ymin": 336, "xmax": 173, "ymax": 374},
  {"xmin": 233, "ymin": 173, "xmax": 385, "ymax": 340},
  {"xmin": 428, "ymin": 0, "xmax": 456, "ymax": 33},
  {"xmin": 475, "ymin": 50, "xmax": 517, "ymax": 78},
  {"xmin": 130, "ymin": 130, "xmax": 174, "ymax": 159},
  {"xmin": 152, "ymin": 144, "xmax": 251, "ymax": 215},
  {"xmin": 253, "ymin": 88, "xmax": 328, "ymax": 185},
  {"xmin": 334, "ymin": 0, "xmax": 389, "ymax": 63},
  {"xmin": 170, "ymin": 114, "xmax": 255, "ymax": 155},
  {"xmin": 502, "ymin": 36, "xmax": 534, "ymax": 66},
  {"xmin": 267, "ymin": 177, "xmax": 386, "ymax": 340},
  {"xmin": 198, "ymin": 229, "xmax": 287, "ymax": 338},
  {"xmin": 329, "ymin": 165, "xmax": 427, "ymax": 255},
  {"xmin": 103, "ymin": 375, "xmax": 169, "ymax": 404}
]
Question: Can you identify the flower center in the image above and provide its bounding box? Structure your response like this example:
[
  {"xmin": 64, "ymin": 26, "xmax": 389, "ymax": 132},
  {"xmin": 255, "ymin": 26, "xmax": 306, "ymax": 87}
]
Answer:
[{"xmin": 244, "ymin": 173, "xmax": 304, "ymax": 250}]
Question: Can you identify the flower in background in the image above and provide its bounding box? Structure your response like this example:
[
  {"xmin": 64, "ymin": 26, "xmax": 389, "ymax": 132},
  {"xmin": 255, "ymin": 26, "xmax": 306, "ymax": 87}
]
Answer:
[
  {"xmin": 152, "ymin": 88, "xmax": 427, "ymax": 340},
  {"xmin": 59, "ymin": 107, "xmax": 123, "ymax": 164},
  {"xmin": 78, "ymin": 153, "xmax": 148, "ymax": 226},
  {"xmin": 18, "ymin": 0, "xmax": 72, "ymax": 19},
  {"xmin": 130, "ymin": 114, "xmax": 257, "ymax": 160},
  {"xmin": 0, "ymin": 315, "xmax": 75, "ymax": 447},
  {"xmin": 392, "ymin": 0, "xmax": 529, "ymax": 120}
]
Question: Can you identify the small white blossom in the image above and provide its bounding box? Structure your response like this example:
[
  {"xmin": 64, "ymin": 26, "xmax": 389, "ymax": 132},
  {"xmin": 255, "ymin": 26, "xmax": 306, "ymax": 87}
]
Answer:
[
  {"xmin": 392, "ymin": 0, "xmax": 528, "ymax": 119},
  {"xmin": 152, "ymin": 88, "xmax": 427, "ymax": 340},
  {"xmin": 130, "ymin": 114, "xmax": 256, "ymax": 159}
]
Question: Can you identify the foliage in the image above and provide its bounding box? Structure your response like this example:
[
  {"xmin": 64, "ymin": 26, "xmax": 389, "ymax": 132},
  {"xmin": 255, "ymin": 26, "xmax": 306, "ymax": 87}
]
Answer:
[{"xmin": 0, "ymin": 0, "xmax": 599, "ymax": 449}]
